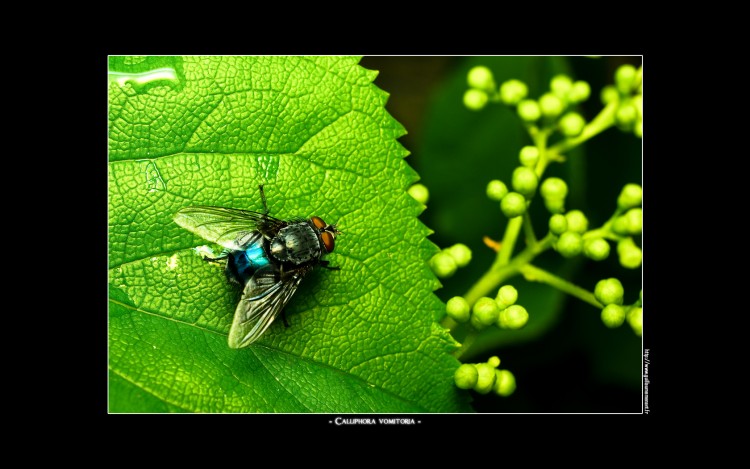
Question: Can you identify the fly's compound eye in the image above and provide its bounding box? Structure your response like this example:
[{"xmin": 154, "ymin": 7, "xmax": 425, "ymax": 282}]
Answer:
[
  {"xmin": 321, "ymin": 230, "xmax": 335, "ymax": 253},
  {"xmin": 311, "ymin": 216, "xmax": 327, "ymax": 230}
]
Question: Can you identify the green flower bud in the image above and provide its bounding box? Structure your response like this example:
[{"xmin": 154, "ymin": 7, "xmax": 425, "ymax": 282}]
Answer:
[
  {"xmin": 635, "ymin": 119, "xmax": 643, "ymax": 138},
  {"xmin": 498, "ymin": 304, "xmax": 529, "ymax": 329},
  {"xmin": 627, "ymin": 307, "xmax": 643, "ymax": 336},
  {"xmin": 544, "ymin": 197, "xmax": 565, "ymax": 214},
  {"xmin": 501, "ymin": 192, "xmax": 527, "ymax": 218},
  {"xmin": 446, "ymin": 243, "xmax": 472, "ymax": 268},
  {"xmin": 636, "ymin": 66, "xmax": 643, "ymax": 93},
  {"xmin": 486, "ymin": 179, "xmax": 509, "ymax": 201},
  {"xmin": 559, "ymin": 112, "xmax": 586, "ymax": 137},
  {"xmin": 469, "ymin": 313, "xmax": 485, "ymax": 330},
  {"xmin": 454, "ymin": 364, "xmax": 479, "ymax": 389},
  {"xmin": 499, "ymin": 79, "xmax": 528, "ymax": 105},
  {"xmin": 615, "ymin": 64, "xmax": 637, "ymax": 94},
  {"xmin": 584, "ymin": 238, "xmax": 610, "ymax": 261},
  {"xmin": 474, "ymin": 363, "xmax": 497, "ymax": 394},
  {"xmin": 611, "ymin": 215, "xmax": 630, "ymax": 236},
  {"xmin": 407, "ymin": 183, "xmax": 429, "ymax": 204},
  {"xmin": 493, "ymin": 369, "xmax": 516, "ymax": 396},
  {"xmin": 549, "ymin": 214, "xmax": 568, "ymax": 235},
  {"xmin": 632, "ymin": 94, "xmax": 643, "ymax": 116},
  {"xmin": 467, "ymin": 66, "xmax": 495, "ymax": 91},
  {"xmin": 519, "ymin": 146, "xmax": 540, "ymax": 168},
  {"xmin": 512, "ymin": 166, "xmax": 539, "ymax": 198},
  {"xmin": 430, "ymin": 251, "xmax": 457, "ymax": 278},
  {"xmin": 633, "ymin": 65, "xmax": 643, "ymax": 94},
  {"xmin": 616, "ymin": 237, "xmax": 636, "ymax": 254},
  {"xmin": 517, "ymin": 99, "xmax": 541, "ymax": 122},
  {"xmin": 540, "ymin": 177, "xmax": 568, "ymax": 201},
  {"xmin": 565, "ymin": 210, "xmax": 589, "ymax": 234},
  {"xmin": 624, "ymin": 208, "xmax": 642, "ymax": 235},
  {"xmin": 601, "ymin": 304, "xmax": 626, "ymax": 328},
  {"xmin": 473, "ymin": 297, "xmax": 500, "ymax": 326},
  {"xmin": 496, "ymin": 285, "xmax": 519, "ymax": 308},
  {"xmin": 550, "ymin": 74, "xmax": 573, "ymax": 98},
  {"xmin": 487, "ymin": 356, "xmax": 501, "ymax": 368},
  {"xmin": 539, "ymin": 92, "xmax": 565, "ymax": 118},
  {"xmin": 464, "ymin": 89, "xmax": 489, "ymax": 111},
  {"xmin": 556, "ymin": 231, "xmax": 583, "ymax": 258},
  {"xmin": 617, "ymin": 238, "xmax": 642, "ymax": 269},
  {"xmin": 617, "ymin": 183, "xmax": 642, "ymax": 210},
  {"xmin": 600, "ymin": 85, "xmax": 618, "ymax": 105},
  {"xmin": 446, "ymin": 296, "xmax": 470, "ymax": 323},
  {"xmin": 594, "ymin": 278, "xmax": 625, "ymax": 306},
  {"xmin": 568, "ymin": 80, "xmax": 591, "ymax": 103},
  {"xmin": 616, "ymin": 102, "xmax": 637, "ymax": 126}
]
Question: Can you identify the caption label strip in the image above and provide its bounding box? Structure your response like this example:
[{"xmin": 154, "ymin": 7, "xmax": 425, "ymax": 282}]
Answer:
[{"xmin": 330, "ymin": 418, "xmax": 421, "ymax": 425}]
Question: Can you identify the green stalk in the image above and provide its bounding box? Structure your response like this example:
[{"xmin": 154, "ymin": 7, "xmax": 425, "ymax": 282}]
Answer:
[
  {"xmin": 463, "ymin": 235, "xmax": 553, "ymax": 307},
  {"xmin": 523, "ymin": 211, "xmax": 538, "ymax": 246},
  {"xmin": 548, "ymin": 100, "xmax": 618, "ymax": 156},
  {"xmin": 519, "ymin": 264, "xmax": 603, "ymax": 308}
]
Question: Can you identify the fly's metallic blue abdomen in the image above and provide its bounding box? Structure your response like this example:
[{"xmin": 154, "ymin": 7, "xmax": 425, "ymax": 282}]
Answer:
[{"xmin": 228, "ymin": 242, "xmax": 270, "ymax": 285}]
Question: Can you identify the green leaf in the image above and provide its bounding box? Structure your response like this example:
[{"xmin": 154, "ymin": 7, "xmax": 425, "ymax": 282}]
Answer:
[{"xmin": 108, "ymin": 56, "xmax": 471, "ymax": 413}]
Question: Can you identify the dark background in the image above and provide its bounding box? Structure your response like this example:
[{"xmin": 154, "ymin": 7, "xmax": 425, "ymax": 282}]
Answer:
[{"xmin": 359, "ymin": 56, "xmax": 643, "ymax": 413}]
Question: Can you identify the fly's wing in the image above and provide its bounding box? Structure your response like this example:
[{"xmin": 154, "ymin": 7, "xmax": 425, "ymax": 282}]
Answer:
[
  {"xmin": 227, "ymin": 265, "xmax": 310, "ymax": 348},
  {"xmin": 174, "ymin": 206, "xmax": 285, "ymax": 250}
]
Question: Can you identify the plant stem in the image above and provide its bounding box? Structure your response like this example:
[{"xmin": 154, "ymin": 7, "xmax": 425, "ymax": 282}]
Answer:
[
  {"xmin": 464, "ymin": 234, "xmax": 553, "ymax": 306},
  {"xmin": 548, "ymin": 100, "xmax": 618, "ymax": 156},
  {"xmin": 581, "ymin": 207, "xmax": 626, "ymax": 241},
  {"xmin": 533, "ymin": 129, "xmax": 551, "ymax": 177},
  {"xmin": 454, "ymin": 331, "xmax": 478, "ymax": 360},
  {"xmin": 463, "ymin": 126, "xmax": 549, "ymax": 301},
  {"xmin": 442, "ymin": 316, "xmax": 458, "ymax": 330},
  {"xmin": 519, "ymin": 264, "xmax": 603, "ymax": 308},
  {"xmin": 523, "ymin": 211, "xmax": 537, "ymax": 246},
  {"xmin": 497, "ymin": 216, "xmax": 523, "ymax": 266}
]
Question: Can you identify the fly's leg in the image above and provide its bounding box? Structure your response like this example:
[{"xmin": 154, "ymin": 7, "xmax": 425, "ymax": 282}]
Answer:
[
  {"xmin": 201, "ymin": 248, "xmax": 229, "ymax": 263},
  {"xmin": 319, "ymin": 260, "xmax": 341, "ymax": 271},
  {"xmin": 258, "ymin": 184, "xmax": 269, "ymax": 215},
  {"xmin": 279, "ymin": 310, "xmax": 290, "ymax": 328},
  {"xmin": 201, "ymin": 249, "xmax": 240, "ymax": 287}
]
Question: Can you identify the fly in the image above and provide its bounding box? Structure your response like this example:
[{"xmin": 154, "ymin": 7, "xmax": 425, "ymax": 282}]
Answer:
[{"xmin": 174, "ymin": 185, "xmax": 340, "ymax": 348}]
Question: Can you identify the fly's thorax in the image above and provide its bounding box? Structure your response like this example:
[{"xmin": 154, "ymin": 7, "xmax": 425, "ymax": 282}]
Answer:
[{"xmin": 269, "ymin": 221, "xmax": 324, "ymax": 265}]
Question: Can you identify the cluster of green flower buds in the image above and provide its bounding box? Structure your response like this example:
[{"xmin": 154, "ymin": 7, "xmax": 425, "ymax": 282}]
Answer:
[
  {"xmin": 454, "ymin": 356, "xmax": 516, "ymax": 396},
  {"xmin": 429, "ymin": 243, "xmax": 472, "ymax": 278},
  {"xmin": 595, "ymin": 279, "xmax": 642, "ymax": 336},
  {"xmin": 515, "ymin": 74, "xmax": 590, "ymax": 133},
  {"xmin": 545, "ymin": 182, "xmax": 641, "ymax": 268},
  {"xmin": 552, "ymin": 210, "xmax": 591, "ymax": 258},
  {"xmin": 601, "ymin": 64, "xmax": 643, "ymax": 137},
  {"xmin": 612, "ymin": 183, "xmax": 642, "ymax": 269},
  {"xmin": 464, "ymin": 67, "xmax": 593, "ymax": 140},
  {"xmin": 463, "ymin": 66, "xmax": 497, "ymax": 111},
  {"xmin": 486, "ymin": 162, "xmax": 538, "ymax": 219},
  {"xmin": 445, "ymin": 285, "xmax": 528, "ymax": 330}
]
